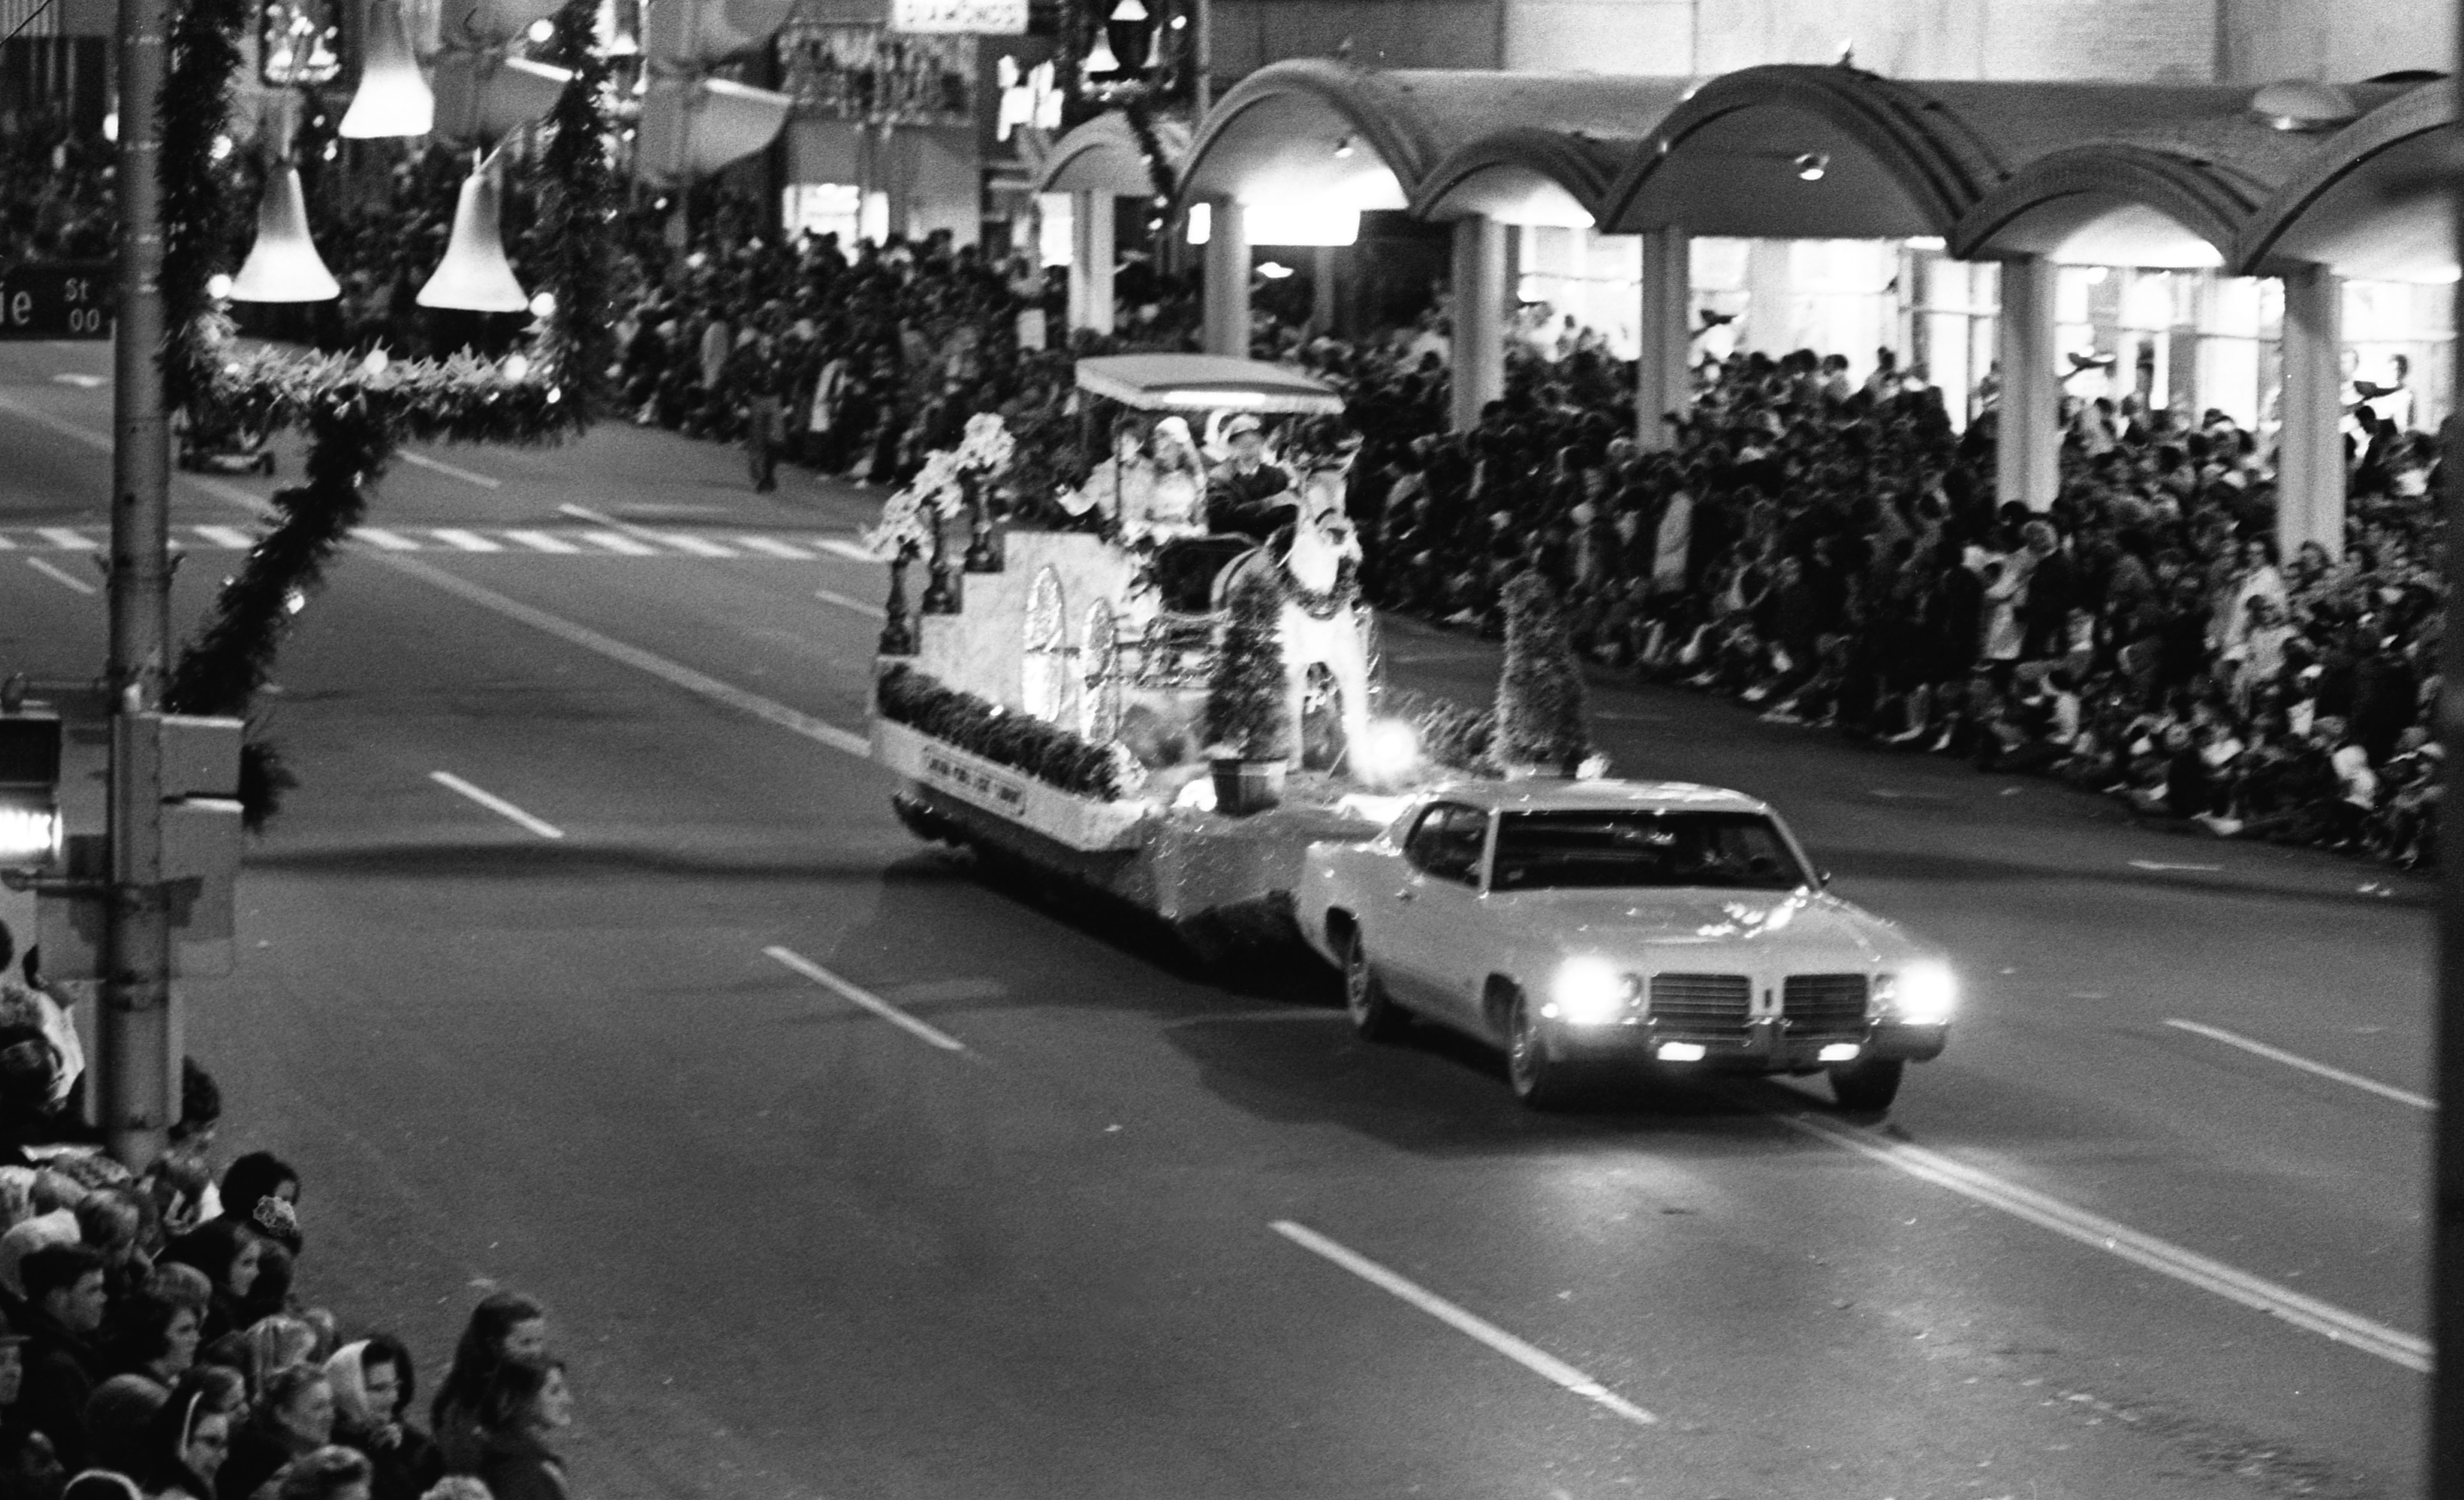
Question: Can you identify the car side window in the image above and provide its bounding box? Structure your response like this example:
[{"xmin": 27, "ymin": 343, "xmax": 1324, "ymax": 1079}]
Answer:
[{"xmin": 1405, "ymin": 804, "xmax": 1486, "ymax": 887}]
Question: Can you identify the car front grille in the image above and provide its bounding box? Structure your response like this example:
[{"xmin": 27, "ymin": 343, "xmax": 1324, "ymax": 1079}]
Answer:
[
  {"xmin": 1783, "ymin": 974, "xmax": 1870, "ymax": 1037},
  {"xmin": 1648, "ymin": 973, "xmax": 1751, "ymax": 1039}
]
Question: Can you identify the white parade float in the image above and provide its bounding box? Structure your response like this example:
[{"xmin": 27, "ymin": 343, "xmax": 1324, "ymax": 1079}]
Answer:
[{"xmin": 863, "ymin": 354, "xmax": 1414, "ymax": 953}]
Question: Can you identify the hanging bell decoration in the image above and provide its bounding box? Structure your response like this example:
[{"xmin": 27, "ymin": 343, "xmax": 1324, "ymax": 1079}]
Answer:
[
  {"xmin": 339, "ymin": 0, "xmax": 435, "ymax": 138},
  {"xmin": 227, "ymin": 164, "xmax": 341, "ymax": 303},
  {"xmin": 416, "ymin": 155, "xmax": 529, "ymax": 311},
  {"xmin": 1082, "ymin": 30, "xmax": 1122, "ymax": 74}
]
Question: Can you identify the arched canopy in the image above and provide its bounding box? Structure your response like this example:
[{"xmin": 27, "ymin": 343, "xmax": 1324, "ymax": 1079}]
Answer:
[
  {"xmin": 2235, "ymin": 80, "xmax": 2459, "ymax": 284},
  {"xmin": 1413, "ymin": 119, "xmax": 1670, "ymax": 227},
  {"xmin": 1182, "ymin": 60, "xmax": 1692, "ymax": 221},
  {"xmin": 1601, "ymin": 65, "xmax": 2347, "ymax": 259},
  {"xmin": 1033, "ymin": 113, "xmax": 1191, "ymax": 197},
  {"xmin": 1951, "ymin": 145, "xmax": 2258, "ymax": 268}
]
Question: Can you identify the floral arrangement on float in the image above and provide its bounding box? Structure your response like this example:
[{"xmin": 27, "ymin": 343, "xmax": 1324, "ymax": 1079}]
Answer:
[{"xmin": 862, "ymin": 413, "xmax": 1019, "ymax": 653}]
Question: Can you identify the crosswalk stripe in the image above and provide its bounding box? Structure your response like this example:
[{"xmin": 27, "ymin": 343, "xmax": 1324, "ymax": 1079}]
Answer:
[
  {"xmin": 733, "ymin": 535, "xmax": 815, "ymax": 560},
  {"xmin": 817, "ymin": 538, "xmax": 878, "ymax": 563},
  {"xmin": 504, "ymin": 530, "xmax": 583, "ymax": 554},
  {"xmin": 0, "ymin": 533, "xmax": 16, "ymax": 549},
  {"xmin": 193, "ymin": 526, "xmax": 255, "ymax": 549},
  {"xmin": 577, "ymin": 530, "xmax": 659, "ymax": 556},
  {"xmin": 359, "ymin": 528, "xmax": 421, "ymax": 551},
  {"xmin": 432, "ymin": 529, "xmax": 504, "ymax": 553},
  {"xmin": 655, "ymin": 533, "xmax": 738, "ymax": 558},
  {"xmin": 37, "ymin": 528, "xmax": 92, "ymax": 549}
]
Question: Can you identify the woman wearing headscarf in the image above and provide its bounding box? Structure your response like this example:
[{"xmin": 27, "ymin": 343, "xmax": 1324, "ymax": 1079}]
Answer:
[
  {"xmin": 133, "ymin": 1369, "xmax": 238, "ymax": 1500},
  {"xmin": 469, "ymin": 1356, "xmax": 571, "ymax": 1500},
  {"xmin": 428, "ymin": 1293, "xmax": 544, "ymax": 1475},
  {"xmin": 322, "ymin": 1341, "xmax": 435, "ymax": 1500},
  {"xmin": 214, "ymin": 1366, "xmax": 331, "ymax": 1500}
]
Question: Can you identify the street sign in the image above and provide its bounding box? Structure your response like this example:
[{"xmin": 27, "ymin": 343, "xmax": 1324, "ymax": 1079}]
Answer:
[
  {"xmin": 0, "ymin": 262, "xmax": 113, "ymax": 340},
  {"xmin": 889, "ymin": 0, "xmax": 1026, "ymax": 34}
]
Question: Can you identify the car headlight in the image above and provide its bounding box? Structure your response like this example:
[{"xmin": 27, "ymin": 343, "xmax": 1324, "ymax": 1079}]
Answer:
[
  {"xmin": 1548, "ymin": 957, "xmax": 1642, "ymax": 1026},
  {"xmin": 1876, "ymin": 961, "xmax": 1956, "ymax": 1025}
]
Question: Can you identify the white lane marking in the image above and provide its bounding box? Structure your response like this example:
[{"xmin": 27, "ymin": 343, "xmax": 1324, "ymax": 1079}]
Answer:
[
  {"xmin": 765, "ymin": 946, "xmax": 966, "ymax": 1052},
  {"xmin": 2130, "ymin": 859, "xmax": 2222, "ymax": 873},
  {"xmin": 358, "ymin": 528, "xmax": 422, "ymax": 551},
  {"xmin": 655, "ymin": 532, "xmax": 738, "ymax": 558},
  {"xmin": 51, "ymin": 373, "xmax": 103, "ymax": 388},
  {"xmin": 818, "ymin": 538, "xmax": 880, "ymax": 564},
  {"xmin": 37, "ymin": 527, "xmax": 92, "ymax": 549},
  {"xmin": 0, "ymin": 533, "xmax": 16, "ymax": 549},
  {"xmin": 0, "ymin": 391, "xmax": 112, "ymax": 450},
  {"xmin": 194, "ymin": 525, "xmax": 256, "ymax": 549},
  {"xmin": 25, "ymin": 556, "xmax": 97, "ymax": 595},
  {"xmin": 815, "ymin": 587, "xmax": 887, "ymax": 620},
  {"xmin": 2165, "ymin": 1019, "xmax": 2434, "ymax": 1112},
  {"xmin": 503, "ymin": 530, "xmax": 583, "ymax": 554},
  {"xmin": 576, "ymin": 530, "xmax": 659, "ymax": 556},
  {"xmin": 1769, "ymin": 1107, "xmax": 2431, "ymax": 1372},
  {"xmin": 399, "ymin": 450, "xmax": 503, "ymax": 489},
  {"xmin": 733, "ymin": 535, "xmax": 815, "ymax": 560},
  {"xmin": 428, "ymin": 770, "xmax": 565, "ymax": 839},
  {"xmin": 375, "ymin": 556, "xmax": 871, "ymax": 756},
  {"xmin": 1271, "ymin": 1220, "xmax": 1659, "ymax": 1427},
  {"xmin": 432, "ymin": 528, "xmax": 505, "ymax": 553}
]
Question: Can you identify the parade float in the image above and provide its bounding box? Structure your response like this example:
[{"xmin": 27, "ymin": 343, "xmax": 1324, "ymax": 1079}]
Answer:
[{"xmin": 862, "ymin": 353, "xmax": 1510, "ymax": 955}]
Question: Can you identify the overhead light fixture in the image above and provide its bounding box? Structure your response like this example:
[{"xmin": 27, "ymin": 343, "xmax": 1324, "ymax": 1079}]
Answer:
[
  {"xmin": 526, "ymin": 16, "xmax": 554, "ymax": 41},
  {"xmin": 1333, "ymin": 134, "xmax": 1355, "ymax": 159},
  {"xmin": 1793, "ymin": 152, "xmax": 1828, "ymax": 181},
  {"xmin": 1108, "ymin": 0, "xmax": 1148, "ymax": 18},
  {"xmin": 2248, "ymin": 80, "xmax": 2360, "ymax": 133},
  {"xmin": 1257, "ymin": 261, "xmax": 1293, "ymax": 279}
]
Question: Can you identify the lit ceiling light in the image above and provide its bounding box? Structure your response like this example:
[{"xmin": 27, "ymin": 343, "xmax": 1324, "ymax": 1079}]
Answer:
[
  {"xmin": 1333, "ymin": 135, "xmax": 1355, "ymax": 159},
  {"xmin": 1793, "ymin": 152, "xmax": 1828, "ymax": 181},
  {"xmin": 1258, "ymin": 261, "xmax": 1293, "ymax": 279},
  {"xmin": 526, "ymin": 17, "xmax": 554, "ymax": 42},
  {"xmin": 1109, "ymin": 0, "xmax": 1147, "ymax": 18}
]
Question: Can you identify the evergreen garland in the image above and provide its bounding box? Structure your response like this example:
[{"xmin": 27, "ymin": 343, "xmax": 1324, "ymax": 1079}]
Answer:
[
  {"xmin": 1202, "ymin": 574, "xmax": 1291, "ymax": 760},
  {"xmin": 152, "ymin": 0, "xmax": 615, "ymax": 826},
  {"xmin": 1494, "ymin": 571, "xmax": 1592, "ymax": 774}
]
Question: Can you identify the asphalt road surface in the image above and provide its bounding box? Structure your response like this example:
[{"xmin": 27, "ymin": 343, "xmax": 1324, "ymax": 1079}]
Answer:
[{"xmin": 0, "ymin": 338, "xmax": 2436, "ymax": 1500}]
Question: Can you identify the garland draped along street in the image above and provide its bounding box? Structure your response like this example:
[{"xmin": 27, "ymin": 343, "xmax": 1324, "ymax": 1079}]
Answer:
[{"xmin": 0, "ymin": 334, "xmax": 2434, "ymax": 1498}]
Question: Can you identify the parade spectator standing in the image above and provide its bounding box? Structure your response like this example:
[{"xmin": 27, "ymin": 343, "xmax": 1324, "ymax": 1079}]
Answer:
[
  {"xmin": 216, "ymin": 1367, "xmax": 332, "ymax": 1500},
  {"xmin": 428, "ymin": 1294, "xmax": 545, "ymax": 1475},
  {"xmin": 18, "ymin": 1244, "xmax": 109, "ymax": 1471},
  {"xmin": 323, "ymin": 1341, "xmax": 437, "ymax": 1500},
  {"xmin": 158, "ymin": 1225, "xmax": 260, "ymax": 1346},
  {"xmin": 133, "ymin": 1371, "xmax": 241, "ymax": 1500},
  {"xmin": 467, "ymin": 1356, "xmax": 571, "ymax": 1500}
]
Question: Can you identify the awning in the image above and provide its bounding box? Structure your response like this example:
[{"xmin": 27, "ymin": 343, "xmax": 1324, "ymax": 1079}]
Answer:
[{"xmin": 1033, "ymin": 112, "xmax": 1192, "ymax": 197}]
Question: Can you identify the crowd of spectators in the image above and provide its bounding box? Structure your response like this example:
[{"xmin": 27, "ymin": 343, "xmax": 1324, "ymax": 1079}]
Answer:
[
  {"xmin": 1321, "ymin": 313, "xmax": 2445, "ymax": 867},
  {"xmin": 0, "ymin": 115, "xmax": 114, "ymax": 267},
  {"xmin": 0, "ymin": 920, "xmax": 580, "ymax": 1500}
]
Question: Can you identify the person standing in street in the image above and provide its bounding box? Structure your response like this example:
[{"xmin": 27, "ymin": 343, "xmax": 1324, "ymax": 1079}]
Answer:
[{"xmin": 745, "ymin": 365, "xmax": 784, "ymax": 494}]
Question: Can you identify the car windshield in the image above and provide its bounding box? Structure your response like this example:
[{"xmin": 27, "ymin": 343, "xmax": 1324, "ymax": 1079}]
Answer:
[{"xmin": 1490, "ymin": 810, "xmax": 1808, "ymax": 892}]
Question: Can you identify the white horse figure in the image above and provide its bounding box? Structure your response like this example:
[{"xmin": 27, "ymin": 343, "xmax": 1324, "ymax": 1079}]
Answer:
[{"xmin": 1221, "ymin": 451, "xmax": 1375, "ymax": 771}]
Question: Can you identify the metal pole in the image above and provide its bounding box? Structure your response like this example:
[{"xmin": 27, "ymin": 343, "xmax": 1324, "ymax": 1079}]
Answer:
[
  {"xmin": 2435, "ymin": 18, "xmax": 2464, "ymax": 1495},
  {"xmin": 101, "ymin": 0, "xmax": 172, "ymax": 1171},
  {"xmin": 1193, "ymin": 0, "xmax": 1210, "ymax": 116}
]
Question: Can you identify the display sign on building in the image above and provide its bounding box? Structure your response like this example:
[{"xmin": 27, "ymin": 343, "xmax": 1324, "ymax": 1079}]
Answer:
[
  {"xmin": 888, "ymin": 0, "xmax": 1023, "ymax": 32},
  {"xmin": 779, "ymin": 20, "xmax": 977, "ymax": 126},
  {"xmin": 258, "ymin": 0, "xmax": 340, "ymax": 85}
]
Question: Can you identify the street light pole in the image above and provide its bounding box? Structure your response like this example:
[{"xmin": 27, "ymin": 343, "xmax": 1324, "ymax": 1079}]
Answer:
[
  {"xmin": 101, "ymin": 0, "xmax": 175, "ymax": 1170},
  {"xmin": 2436, "ymin": 13, "xmax": 2464, "ymax": 1494}
]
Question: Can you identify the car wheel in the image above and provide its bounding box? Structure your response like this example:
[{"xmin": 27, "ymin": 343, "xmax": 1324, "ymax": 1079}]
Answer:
[
  {"xmin": 1505, "ymin": 988, "xmax": 1577, "ymax": 1110},
  {"xmin": 1342, "ymin": 929, "xmax": 1407, "ymax": 1041},
  {"xmin": 1829, "ymin": 1057, "xmax": 1905, "ymax": 1113}
]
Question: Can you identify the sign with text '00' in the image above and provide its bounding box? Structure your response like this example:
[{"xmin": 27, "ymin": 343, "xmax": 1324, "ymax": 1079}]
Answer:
[
  {"xmin": 0, "ymin": 262, "xmax": 113, "ymax": 340},
  {"xmin": 890, "ymin": 0, "xmax": 1025, "ymax": 34}
]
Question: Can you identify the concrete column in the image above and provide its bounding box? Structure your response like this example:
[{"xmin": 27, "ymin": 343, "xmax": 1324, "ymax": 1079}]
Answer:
[
  {"xmin": 1744, "ymin": 237, "xmax": 1792, "ymax": 354},
  {"xmin": 1201, "ymin": 196, "xmax": 1249, "ymax": 358},
  {"xmin": 1993, "ymin": 254, "xmax": 2061, "ymax": 512},
  {"xmin": 1449, "ymin": 215, "xmax": 1506, "ymax": 433},
  {"xmin": 1311, "ymin": 245, "xmax": 1339, "ymax": 335},
  {"xmin": 1636, "ymin": 225, "xmax": 1690, "ymax": 451},
  {"xmin": 1066, "ymin": 191, "xmax": 1115, "ymax": 334},
  {"xmin": 2193, "ymin": 272, "xmax": 2264, "ymax": 430},
  {"xmin": 2277, "ymin": 264, "xmax": 2347, "ymax": 556}
]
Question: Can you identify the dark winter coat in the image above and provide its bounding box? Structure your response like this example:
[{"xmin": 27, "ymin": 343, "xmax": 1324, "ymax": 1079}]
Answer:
[
  {"xmin": 16, "ymin": 1303, "xmax": 99, "ymax": 1475},
  {"xmin": 473, "ymin": 1428, "xmax": 570, "ymax": 1500}
]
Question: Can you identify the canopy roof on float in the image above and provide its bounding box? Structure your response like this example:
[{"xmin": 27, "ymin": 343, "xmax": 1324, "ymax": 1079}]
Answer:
[
  {"xmin": 1032, "ymin": 112, "xmax": 1193, "ymax": 197},
  {"xmin": 1179, "ymin": 60, "xmax": 1696, "ymax": 223},
  {"xmin": 1074, "ymin": 354, "xmax": 1347, "ymax": 413}
]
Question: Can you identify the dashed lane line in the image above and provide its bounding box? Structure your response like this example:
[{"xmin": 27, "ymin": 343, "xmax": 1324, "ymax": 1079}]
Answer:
[
  {"xmin": 428, "ymin": 771, "xmax": 565, "ymax": 840},
  {"xmin": 195, "ymin": 525, "xmax": 257, "ymax": 549},
  {"xmin": 733, "ymin": 535, "xmax": 817, "ymax": 560},
  {"xmin": 765, "ymin": 946, "xmax": 967, "ymax": 1052},
  {"xmin": 25, "ymin": 556, "xmax": 96, "ymax": 595},
  {"xmin": 1271, "ymin": 1220, "xmax": 1659, "ymax": 1427},
  {"xmin": 432, "ymin": 529, "xmax": 505, "ymax": 553},
  {"xmin": 398, "ymin": 450, "xmax": 504, "ymax": 489},
  {"xmin": 503, "ymin": 530, "xmax": 583, "ymax": 554},
  {"xmin": 814, "ymin": 587, "xmax": 887, "ymax": 620},
  {"xmin": 577, "ymin": 530, "xmax": 660, "ymax": 556},
  {"xmin": 2130, "ymin": 859, "xmax": 2223, "ymax": 873},
  {"xmin": 2165, "ymin": 1018, "xmax": 2434, "ymax": 1112},
  {"xmin": 1766, "ymin": 1104, "xmax": 2432, "ymax": 1372},
  {"xmin": 818, "ymin": 538, "xmax": 880, "ymax": 564},
  {"xmin": 37, "ymin": 527, "xmax": 91, "ymax": 549}
]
